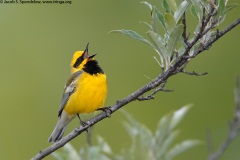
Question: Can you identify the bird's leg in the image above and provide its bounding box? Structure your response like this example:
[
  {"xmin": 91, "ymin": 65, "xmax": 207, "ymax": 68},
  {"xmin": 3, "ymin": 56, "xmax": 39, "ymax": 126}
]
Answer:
[
  {"xmin": 77, "ymin": 114, "xmax": 88, "ymax": 126},
  {"xmin": 97, "ymin": 107, "xmax": 112, "ymax": 118}
]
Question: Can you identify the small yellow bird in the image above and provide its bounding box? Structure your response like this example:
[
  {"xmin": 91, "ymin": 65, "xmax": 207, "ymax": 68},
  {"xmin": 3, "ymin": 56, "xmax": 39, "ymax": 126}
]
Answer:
[{"xmin": 48, "ymin": 43, "xmax": 107, "ymax": 142}]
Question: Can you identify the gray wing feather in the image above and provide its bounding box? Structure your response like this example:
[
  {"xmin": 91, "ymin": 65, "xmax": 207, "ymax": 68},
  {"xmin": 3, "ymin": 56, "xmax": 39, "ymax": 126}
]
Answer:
[{"xmin": 58, "ymin": 70, "xmax": 83, "ymax": 117}]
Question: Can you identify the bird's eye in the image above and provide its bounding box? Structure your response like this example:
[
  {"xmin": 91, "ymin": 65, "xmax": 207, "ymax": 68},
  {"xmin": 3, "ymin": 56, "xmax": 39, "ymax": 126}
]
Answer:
[{"xmin": 73, "ymin": 54, "xmax": 84, "ymax": 68}]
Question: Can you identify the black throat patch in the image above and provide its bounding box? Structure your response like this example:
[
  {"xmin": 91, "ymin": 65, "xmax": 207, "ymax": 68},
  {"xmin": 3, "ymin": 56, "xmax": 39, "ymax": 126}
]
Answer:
[{"xmin": 83, "ymin": 60, "xmax": 104, "ymax": 75}]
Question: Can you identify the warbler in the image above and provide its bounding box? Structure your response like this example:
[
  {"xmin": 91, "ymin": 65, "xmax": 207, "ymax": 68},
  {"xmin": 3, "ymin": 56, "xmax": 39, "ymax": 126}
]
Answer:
[{"xmin": 48, "ymin": 43, "xmax": 107, "ymax": 142}]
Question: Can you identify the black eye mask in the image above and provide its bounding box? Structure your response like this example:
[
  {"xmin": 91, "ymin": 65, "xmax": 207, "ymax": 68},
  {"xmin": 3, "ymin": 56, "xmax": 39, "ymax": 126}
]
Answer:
[{"xmin": 73, "ymin": 53, "xmax": 84, "ymax": 68}]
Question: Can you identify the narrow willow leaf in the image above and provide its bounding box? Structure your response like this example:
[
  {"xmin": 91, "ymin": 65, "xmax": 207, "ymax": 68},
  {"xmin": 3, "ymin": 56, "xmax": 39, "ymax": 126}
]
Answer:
[
  {"xmin": 155, "ymin": 9, "xmax": 167, "ymax": 31},
  {"xmin": 168, "ymin": 0, "xmax": 178, "ymax": 12},
  {"xmin": 99, "ymin": 155, "xmax": 111, "ymax": 160},
  {"xmin": 200, "ymin": 0, "xmax": 210, "ymax": 13},
  {"xmin": 190, "ymin": 4, "xmax": 202, "ymax": 21},
  {"xmin": 189, "ymin": 46, "xmax": 195, "ymax": 56},
  {"xmin": 174, "ymin": 1, "xmax": 189, "ymax": 24},
  {"xmin": 51, "ymin": 152, "xmax": 63, "ymax": 160},
  {"xmin": 171, "ymin": 46, "xmax": 185, "ymax": 62},
  {"xmin": 167, "ymin": 24, "xmax": 184, "ymax": 58},
  {"xmin": 110, "ymin": 30, "xmax": 155, "ymax": 49},
  {"xmin": 217, "ymin": 0, "xmax": 225, "ymax": 17},
  {"xmin": 89, "ymin": 147, "xmax": 100, "ymax": 160},
  {"xmin": 147, "ymin": 31, "xmax": 168, "ymax": 60},
  {"xmin": 157, "ymin": 130, "xmax": 180, "ymax": 159},
  {"xmin": 164, "ymin": 13, "xmax": 176, "ymax": 33},
  {"xmin": 97, "ymin": 136, "xmax": 112, "ymax": 154},
  {"xmin": 155, "ymin": 113, "xmax": 173, "ymax": 147},
  {"xmin": 141, "ymin": 1, "xmax": 153, "ymax": 11},
  {"xmin": 202, "ymin": 30, "xmax": 213, "ymax": 43},
  {"xmin": 123, "ymin": 109, "xmax": 154, "ymax": 150},
  {"xmin": 139, "ymin": 21, "xmax": 153, "ymax": 30},
  {"xmin": 178, "ymin": 46, "xmax": 185, "ymax": 56},
  {"xmin": 218, "ymin": 14, "xmax": 226, "ymax": 25},
  {"xmin": 151, "ymin": 7, "xmax": 158, "ymax": 33},
  {"xmin": 191, "ymin": 0, "xmax": 201, "ymax": 5},
  {"xmin": 166, "ymin": 140, "xmax": 201, "ymax": 159},
  {"xmin": 170, "ymin": 104, "xmax": 192, "ymax": 130},
  {"xmin": 162, "ymin": 0, "xmax": 171, "ymax": 13},
  {"xmin": 139, "ymin": 125, "xmax": 154, "ymax": 149},
  {"xmin": 63, "ymin": 143, "xmax": 81, "ymax": 160},
  {"xmin": 191, "ymin": 4, "xmax": 198, "ymax": 19},
  {"xmin": 124, "ymin": 122, "xmax": 139, "ymax": 139},
  {"xmin": 224, "ymin": 3, "xmax": 238, "ymax": 14}
]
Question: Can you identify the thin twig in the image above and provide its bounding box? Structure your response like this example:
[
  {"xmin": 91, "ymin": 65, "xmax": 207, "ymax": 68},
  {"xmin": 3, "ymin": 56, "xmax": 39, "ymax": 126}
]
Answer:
[
  {"xmin": 181, "ymin": 70, "xmax": 208, "ymax": 76},
  {"xmin": 208, "ymin": 76, "xmax": 240, "ymax": 160},
  {"xmin": 137, "ymin": 82, "xmax": 174, "ymax": 101}
]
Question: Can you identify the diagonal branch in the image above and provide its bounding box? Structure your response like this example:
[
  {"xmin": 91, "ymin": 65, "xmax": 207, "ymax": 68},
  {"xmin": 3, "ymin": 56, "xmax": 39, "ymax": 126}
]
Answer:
[{"xmin": 32, "ymin": 18, "xmax": 240, "ymax": 160}]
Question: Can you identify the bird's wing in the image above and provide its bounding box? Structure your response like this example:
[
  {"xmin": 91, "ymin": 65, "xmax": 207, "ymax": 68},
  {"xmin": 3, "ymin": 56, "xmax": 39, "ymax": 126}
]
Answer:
[{"xmin": 58, "ymin": 70, "xmax": 83, "ymax": 117}]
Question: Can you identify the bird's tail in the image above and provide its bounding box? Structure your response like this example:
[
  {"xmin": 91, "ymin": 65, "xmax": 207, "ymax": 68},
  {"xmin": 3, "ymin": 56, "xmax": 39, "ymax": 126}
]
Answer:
[
  {"xmin": 48, "ymin": 111, "xmax": 75, "ymax": 142},
  {"xmin": 48, "ymin": 122, "xmax": 68, "ymax": 142}
]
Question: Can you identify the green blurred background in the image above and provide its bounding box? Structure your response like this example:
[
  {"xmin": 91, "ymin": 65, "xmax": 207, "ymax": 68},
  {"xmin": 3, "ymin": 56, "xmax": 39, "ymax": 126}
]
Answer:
[{"xmin": 0, "ymin": 0, "xmax": 239, "ymax": 159}]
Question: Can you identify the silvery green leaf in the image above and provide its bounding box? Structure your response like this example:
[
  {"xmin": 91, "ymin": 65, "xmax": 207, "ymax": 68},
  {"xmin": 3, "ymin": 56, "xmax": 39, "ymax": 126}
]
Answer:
[
  {"xmin": 155, "ymin": 113, "xmax": 173, "ymax": 147},
  {"xmin": 164, "ymin": 13, "xmax": 176, "ymax": 33},
  {"xmin": 170, "ymin": 104, "xmax": 192, "ymax": 130},
  {"xmin": 97, "ymin": 136, "xmax": 112, "ymax": 154},
  {"xmin": 110, "ymin": 29, "xmax": 155, "ymax": 49},
  {"xmin": 168, "ymin": 0, "xmax": 178, "ymax": 12},
  {"xmin": 63, "ymin": 143, "xmax": 81, "ymax": 160},
  {"xmin": 191, "ymin": 0, "xmax": 201, "ymax": 5},
  {"xmin": 99, "ymin": 155, "xmax": 111, "ymax": 160},
  {"xmin": 190, "ymin": 5, "xmax": 198, "ymax": 19},
  {"xmin": 88, "ymin": 147, "xmax": 100, "ymax": 160},
  {"xmin": 141, "ymin": 1, "xmax": 153, "ymax": 11},
  {"xmin": 201, "ymin": 30, "xmax": 213, "ymax": 43},
  {"xmin": 174, "ymin": 1, "xmax": 189, "ymax": 24},
  {"xmin": 157, "ymin": 130, "xmax": 180, "ymax": 159},
  {"xmin": 155, "ymin": 9, "xmax": 167, "ymax": 31},
  {"xmin": 191, "ymin": 5, "xmax": 202, "ymax": 21},
  {"xmin": 165, "ymin": 140, "xmax": 201, "ymax": 160},
  {"xmin": 167, "ymin": 24, "xmax": 184, "ymax": 58},
  {"xmin": 201, "ymin": 0, "xmax": 211, "ymax": 13},
  {"xmin": 218, "ymin": 14, "xmax": 227, "ymax": 25},
  {"xmin": 171, "ymin": 46, "xmax": 185, "ymax": 62},
  {"xmin": 217, "ymin": 0, "xmax": 225, "ymax": 17},
  {"xmin": 224, "ymin": 3, "xmax": 238, "ymax": 14},
  {"xmin": 162, "ymin": 0, "xmax": 171, "ymax": 13},
  {"xmin": 151, "ymin": 7, "xmax": 158, "ymax": 33},
  {"xmin": 139, "ymin": 21, "xmax": 152, "ymax": 30},
  {"xmin": 123, "ymin": 122, "xmax": 139, "ymax": 139},
  {"xmin": 178, "ymin": 46, "xmax": 185, "ymax": 56},
  {"xmin": 51, "ymin": 152, "xmax": 64, "ymax": 160},
  {"xmin": 189, "ymin": 46, "xmax": 195, "ymax": 56},
  {"xmin": 139, "ymin": 124, "xmax": 154, "ymax": 149},
  {"xmin": 147, "ymin": 31, "xmax": 168, "ymax": 60}
]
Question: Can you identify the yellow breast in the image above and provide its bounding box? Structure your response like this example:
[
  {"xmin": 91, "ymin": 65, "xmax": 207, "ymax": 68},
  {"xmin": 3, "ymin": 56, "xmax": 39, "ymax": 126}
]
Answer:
[{"xmin": 64, "ymin": 72, "xmax": 107, "ymax": 115}]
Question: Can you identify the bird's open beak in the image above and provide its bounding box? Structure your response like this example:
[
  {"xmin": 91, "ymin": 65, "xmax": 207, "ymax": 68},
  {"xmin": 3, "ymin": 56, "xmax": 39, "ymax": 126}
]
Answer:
[
  {"xmin": 83, "ymin": 42, "xmax": 89, "ymax": 59},
  {"xmin": 88, "ymin": 54, "xmax": 97, "ymax": 59},
  {"xmin": 83, "ymin": 42, "xmax": 96, "ymax": 59},
  {"xmin": 84, "ymin": 43, "xmax": 89, "ymax": 53}
]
